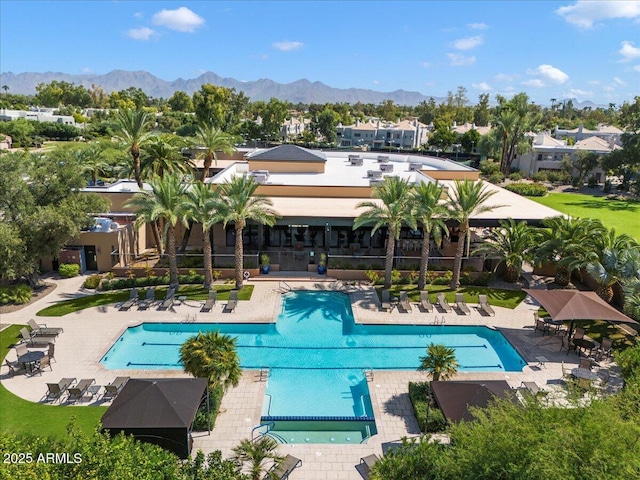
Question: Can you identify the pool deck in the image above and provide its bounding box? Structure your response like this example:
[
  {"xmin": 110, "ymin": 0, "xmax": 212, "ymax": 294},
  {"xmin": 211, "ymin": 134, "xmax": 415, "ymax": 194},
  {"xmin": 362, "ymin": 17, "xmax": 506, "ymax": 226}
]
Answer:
[{"xmin": 0, "ymin": 274, "xmax": 622, "ymax": 479}]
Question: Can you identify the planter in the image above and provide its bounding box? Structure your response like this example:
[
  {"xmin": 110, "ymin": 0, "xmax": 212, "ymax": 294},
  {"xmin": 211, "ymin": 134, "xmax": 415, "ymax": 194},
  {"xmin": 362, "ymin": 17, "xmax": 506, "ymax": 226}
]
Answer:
[
  {"xmin": 261, "ymin": 265, "xmax": 270, "ymax": 274},
  {"xmin": 317, "ymin": 265, "xmax": 326, "ymax": 275}
]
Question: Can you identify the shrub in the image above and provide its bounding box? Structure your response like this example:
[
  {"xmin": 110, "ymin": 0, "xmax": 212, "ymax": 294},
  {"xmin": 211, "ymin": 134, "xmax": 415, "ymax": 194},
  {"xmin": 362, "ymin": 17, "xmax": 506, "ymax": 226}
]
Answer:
[
  {"xmin": 213, "ymin": 271, "xmax": 222, "ymax": 281},
  {"xmin": 365, "ymin": 270, "xmax": 380, "ymax": 285},
  {"xmin": 504, "ymin": 182, "xmax": 548, "ymax": 197},
  {"xmin": 460, "ymin": 272, "xmax": 493, "ymax": 286},
  {"xmin": 408, "ymin": 270, "xmax": 419, "ymax": 284},
  {"xmin": 615, "ymin": 344, "xmax": 640, "ymax": 384},
  {"xmin": 83, "ymin": 274, "xmax": 102, "ymax": 289},
  {"xmin": 571, "ymin": 176, "xmax": 582, "ymax": 188},
  {"xmin": 391, "ymin": 269, "xmax": 402, "ymax": 285},
  {"xmin": 126, "ymin": 268, "xmax": 136, "ymax": 279},
  {"xmin": 431, "ymin": 271, "xmax": 453, "ymax": 285},
  {"xmin": 408, "ymin": 382, "xmax": 447, "ymax": 433},
  {"xmin": 0, "ymin": 284, "xmax": 32, "ymax": 305},
  {"xmin": 144, "ymin": 266, "xmax": 154, "ymax": 278},
  {"xmin": 604, "ymin": 179, "xmax": 612, "ymax": 193},
  {"xmin": 587, "ymin": 175, "xmax": 598, "ymax": 188},
  {"xmin": 58, "ymin": 263, "xmax": 80, "ymax": 278},
  {"xmin": 531, "ymin": 171, "xmax": 547, "ymax": 182},
  {"xmin": 479, "ymin": 160, "xmax": 501, "ymax": 176},
  {"xmin": 371, "ymin": 263, "xmax": 383, "ymax": 270},
  {"xmin": 487, "ymin": 172, "xmax": 504, "ymax": 184},
  {"xmin": 192, "ymin": 386, "xmax": 223, "ymax": 431},
  {"xmin": 508, "ymin": 172, "xmax": 522, "ymax": 181}
]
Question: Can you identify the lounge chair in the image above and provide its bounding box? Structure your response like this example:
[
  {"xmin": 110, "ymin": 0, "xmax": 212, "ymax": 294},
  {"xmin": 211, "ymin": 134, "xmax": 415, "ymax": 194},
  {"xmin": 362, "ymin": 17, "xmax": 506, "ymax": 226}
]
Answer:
[
  {"xmin": 359, "ymin": 454, "xmax": 380, "ymax": 476},
  {"xmin": 19, "ymin": 327, "xmax": 55, "ymax": 347},
  {"xmin": 420, "ymin": 291, "xmax": 433, "ymax": 312},
  {"xmin": 399, "ymin": 291, "xmax": 412, "ymax": 313},
  {"xmin": 137, "ymin": 287, "xmax": 156, "ymax": 310},
  {"xmin": 223, "ymin": 290, "xmax": 238, "ymax": 313},
  {"xmin": 67, "ymin": 378, "xmax": 96, "ymax": 403},
  {"xmin": 119, "ymin": 288, "xmax": 139, "ymax": 311},
  {"xmin": 201, "ymin": 290, "xmax": 217, "ymax": 313},
  {"xmin": 455, "ymin": 293, "xmax": 470, "ymax": 315},
  {"xmin": 158, "ymin": 287, "xmax": 175, "ymax": 311},
  {"xmin": 103, "ymin": 376, "xmax": 129, "ymax": 400},
  {"xmin": 27, "ymin": 319, "xmax": 63, "ymax": 336},
  {"xmin": 380, "ymin": 289, "xmax": 393, "ymax": 312},
  {"xmin": 478, "ymin": 294, "xmax": 495, "ymax": 316},
  {"xmin": 4, "ymin": 358, "xmax": 25, "ymax": 377},
  {"xmin": 436, "ymin": 293, "xmax": 452, "ymax": 313},
  {"xmin": 269, "ymin": 454, "xmax": 302, "ymax": 479},
  {"xmin": 45, "ymin": 377, "xmax": 76, "ymax": 403}
]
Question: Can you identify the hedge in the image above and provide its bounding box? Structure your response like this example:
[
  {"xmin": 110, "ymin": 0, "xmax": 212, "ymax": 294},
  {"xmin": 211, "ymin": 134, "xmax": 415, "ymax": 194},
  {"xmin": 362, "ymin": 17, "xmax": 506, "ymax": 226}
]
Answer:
[
  {"xmin": 408, "ymin": 381, "xmax": 447, "ymax": 433},
  {"xmin": 504, "ymin": 182, "xmax": 548, "ymax": 197}
]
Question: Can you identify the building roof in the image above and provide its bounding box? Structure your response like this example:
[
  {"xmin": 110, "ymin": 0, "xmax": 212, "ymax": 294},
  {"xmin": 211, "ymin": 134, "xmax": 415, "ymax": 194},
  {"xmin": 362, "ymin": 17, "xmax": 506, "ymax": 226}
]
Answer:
[
  {"xmin": 247, "ymin": 144, "xmax": 327, "ymax": 162},
  {"xmin": 430, "ymin": 380, "xmax": 514, "ymax": 422},
  {"xmin": 534, "ymin": 133, "xmax": 566, "ymax": 147},
  {"xmin": 574, "ymin": 136, "xmax": 618, "ymax": 152}
]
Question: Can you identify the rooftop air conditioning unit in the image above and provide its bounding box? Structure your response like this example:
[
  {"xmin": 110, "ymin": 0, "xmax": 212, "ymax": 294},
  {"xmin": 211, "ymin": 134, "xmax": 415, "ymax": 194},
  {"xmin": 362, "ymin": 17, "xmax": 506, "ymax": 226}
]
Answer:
[
  {"xmin": 370, "ymin": 178, "xmax": 384, "ymax": 186},
  {"xmin": 379, "ymin": 163, "xmax": 394, "ymax": 172},
  {"xmin": 252, "ymin": 173, "xmax": 268, "ymax": 184},
  {"xmin": 409, "ymin": 162, "xmax": 422, "ymax": 171},
  {"xmin": 377, "ymin": 155, "xmax": 389, "ymax": 163}
]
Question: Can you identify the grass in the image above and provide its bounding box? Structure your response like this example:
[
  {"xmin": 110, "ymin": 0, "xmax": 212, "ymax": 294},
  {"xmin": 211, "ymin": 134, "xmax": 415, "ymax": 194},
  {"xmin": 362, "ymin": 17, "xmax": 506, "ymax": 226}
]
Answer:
[
  {"xmin": 530, "ymin": 192, "xmax": 640, "ymax": 240},
  {"xmin": 381, "ymin": 285, "xmax": 527, "ymax": 309},
  {"xmin": 0, "ymin": 325, "xmax": 106, "ymax": 438},
  {"xmin": 36, "ymin": 284, "xmax": 254, "ymax": 317}
]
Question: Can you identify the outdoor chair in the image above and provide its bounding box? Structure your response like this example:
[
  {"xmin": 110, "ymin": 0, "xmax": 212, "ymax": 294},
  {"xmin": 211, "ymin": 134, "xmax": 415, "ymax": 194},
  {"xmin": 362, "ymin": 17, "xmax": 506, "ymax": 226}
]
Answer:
[
  {"xmin": 4, "ymin": 358, "xmax": 25, "ymax": 377},
  {"xmin": 380, "ymin": 289, "xmax": 393, "ymax": 312},
  {"xmin": 598, "ymin": 338, "xmax": 613, "ymax": 359},
  {"xmin": 579, "ymin": 358, "xmax": 593, "ymax": 370},
  {"xmin": 573, "ymin": 328, "xmax": 585, "ymax": 341},
  {"xmin": 478, "ymin": 294, "xmax": 495, "ymax": 316},
  {"xmin": 66, "ymin": 378, "xmax": 96, "ymax": 403},
  {"xmin": 399, "ymin": 291, "xmax": 412, "ymax": 313},
  {"xmin": 420, "ymin": 291, "xmax": 433, "ymax": 313},
  {"xmin": 45, "ymin": 377, "xmax": 76, "ymax": 403},
  {"xmin": 560, "ymin": 334, "xmax": 576, "ymax": 354},
  {"xmin": 119, "ymin": 288, "xmax": 139, "ymax": 311},
  {"xmin": 157, "ymin": 287, "xmax": 175, "ymax": 311},
  {"xmin": 30, "ymin": 355, "xmax": 52, "ymax": 376},
  {"xmin": 27, "ymin": 319, "xmax": 63, "ymax": 337},
  {"xmin": 359, "ymin": 454, "xmax": 380, "ymax": 476},
  {"xmin": 201, "ymin": 290, "xmax": 217, "ymax": 313},
  {"xmin": 223, "ymin": 290, "xmax": 238, "ymax": 313},
  {"xmin": 437, "ymin": 292, "xmax": 452, "ymax": 313},
  {"xmin": 455, "ymin": 293, "xmax": 470, "ymax": 315},
  {"xmin": 561, "ymin": 361, "xmax": 573, "ymax": 379},
  {"xmin": 47, "ymin": 342, "xmax": 55, "ymax": 363},
  {"xmin": 19, "ymin": 327, "xmax": 55, "ymax": 347},
  {"xmin": 103, "ymin": 376, "xmax": 129, "ymax": 400},
  {"xmin": 535, "ymin": 319, "xmax": 550, "ymax": 335},
  {"xmin": 269, "ymin": 454, "xmax": 302, "ymax": 479},
  {"xmin": 15, "ymin": 344, "xmax": 28, "ymax": 358},
  {"xmin": 137, "ymin": 287, "xmax": 156, "ymax": 310}
]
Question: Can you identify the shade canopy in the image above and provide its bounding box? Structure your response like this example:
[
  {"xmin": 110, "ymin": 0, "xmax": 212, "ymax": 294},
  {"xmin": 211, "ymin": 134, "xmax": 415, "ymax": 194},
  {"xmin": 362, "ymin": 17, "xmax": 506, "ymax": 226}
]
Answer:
[
  {"xmin": 430, "ymin": 380, "xmax": 514, "ymax": 423},
  {"xmin": 524, "ymin": 289, "xmax": 636, "ymax": 324}
]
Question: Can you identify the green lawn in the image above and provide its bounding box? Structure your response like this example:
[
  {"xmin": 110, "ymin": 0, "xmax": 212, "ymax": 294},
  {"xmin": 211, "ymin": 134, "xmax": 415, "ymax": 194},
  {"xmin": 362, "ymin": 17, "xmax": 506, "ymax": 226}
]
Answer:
[
  {"xmin": 0, "ymin": 325, "xmax": 106, "ymax": 437},
  {"xmin": 382, "ymin": 285, "xmax": 527, "ymax": 309},
  {"xmin": 36, "ymin": 284, "xmax": 254, "ymax": 317},
  {"xmin": 530, "ymin": 192, "xmax": 640, "ymax": 240}
]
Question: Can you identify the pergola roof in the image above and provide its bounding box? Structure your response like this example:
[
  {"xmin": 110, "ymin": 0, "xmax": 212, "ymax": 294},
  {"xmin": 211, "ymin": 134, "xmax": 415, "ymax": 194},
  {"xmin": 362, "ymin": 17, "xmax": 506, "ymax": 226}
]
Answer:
[{"xmin": 430, "ymin": 380, "xmax": 513, "ymax": 422}]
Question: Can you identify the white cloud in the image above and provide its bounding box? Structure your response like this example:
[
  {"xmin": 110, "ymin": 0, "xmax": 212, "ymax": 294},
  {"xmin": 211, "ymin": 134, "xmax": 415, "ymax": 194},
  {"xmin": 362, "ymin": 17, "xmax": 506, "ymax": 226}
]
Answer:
[
  {"xmin": 453, "ymin": 36, "xmax": 483, "ymax": 50},
  {"xmin": 472, "ymin": 82, "xmax": 492, "ymax": 91},
  {"xmin": 372, "ymin": 80, "xmax": 380, "ymax": 85},
  {"xmin": 152, "ymin": 7, "xmax": 204, "ymax": 32},
  {"xmin": 133, "ymin": 12, "xmax": 144, "ymax": 19},
  {"xmin": 81, "ymin": 67, "xmax": 93, "ymax": 74},
  {"xmin": 127, "ymin": 27, "xmax": 156, "ymax": 41},
  {"xmin": 261, "ymin": 54, "xmax": 269, "ymax": 60},
  {"xmin": 521, "ymin": 79, "xmax": 545, "ymax": 88},
  {"xmin": 467, "ymin": 22, "xmax": 488, "ymax": 30},
  {"xmin": 556, "ymin": 0, "xmax": 640, "ymax": 29},
  {"xmin": 588, "ymin": 80, "xmax": 600, "ymax": 85},
  {"xmin": 526, "ymin": 64, "xmax": 569, "ymax": 85},
  {"xmin": 603, "ymin": 85, "xmax": 615, "ymax": 92},
  {"xmin": 447, "ymin": 53, "xmax": 476, "ymax": 66},
  {"xmin": 613, "ymin": 76, "xmax": 627, "ymax": 86},
  {"xmin": 424, "ymin": 81, "xmax": 437, "ymax": 88},
  {"xmin": 619, "ymin": 41, "xmax": 640, "ymax": 60},
  {"xmin": 494, "ymin": 73, "xmax": 516, "ymax": 82},
  {"xmin": 634, "ymin": 65, "xmax": 640, "ymax": 72},
  {"xmin": 272, "ymin": 40, "xmax": 304, "ymax": 51},
  {"xmin": 563, "ymin": 88, "xmax": 593, "ymax": 98},
  {"xmin": 421, "ymin": 61, "xmax": 432, "ymax": 68}
]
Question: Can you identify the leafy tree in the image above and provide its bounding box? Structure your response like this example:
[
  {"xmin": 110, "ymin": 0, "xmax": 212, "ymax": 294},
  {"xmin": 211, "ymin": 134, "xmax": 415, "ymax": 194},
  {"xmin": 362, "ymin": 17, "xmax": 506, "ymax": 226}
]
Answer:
[
  {"xmin": 114, "ymin": 108, "xmax": 156, "ymax": 188},
  {"xmin": 602, "ymin": 96, "xmax": 640, "ymax": 191},
  {"xmin": 624, "ymin": 277, "xmax": 640, "ymax": 321},
  {"xmin": 76, "ymin": 144, "xmax": 110, "ymax": 185},
  {"xmin": 418, "ymin": 343, "xmax": 459, "ymax": 381},
  {"xmin": 428, "ymin": 121, "xmax": 457, "ymax": 150},
  {"xmin": 193, "ymin": 84, "xmax": 248, "ymax": 131},
  {"xmin": 573, "ymin": 150, "xmax": 600, "ymax": 183},
  {"xmin": 411, "ymin": 182, "xmax": 449, "ymax": 290},
  {"xmin": 33, "ymin": 121, "xmax": 81, "ymax": 140},
  {"xmin": 217, "ymin": 175, "xmax": 278, "ymax": 289},
  {"xmin": 35, "ymin": 80, "xmax": 91, "ymax": 107},
  {"xmin": 354, "ymin": 177, "xmax": 416, "ymax": 289},
  {"xmin": 0, "ymin": 117, "xmax": 35, "ymax": 146},
  {"xmin": 416, "ymin": 98, "xmax": 437, "ymax": 125},
  {"xmin": 192, "ymin": 123, "xmax": 237, "ymax": 181},
  {"xmin": 312, "ymin": 109, "xmax": 338, "ymax": 144},
  {"xmin": 181, "ymin": 450, "xmax": 246, "ymax": 480},
  {"xmin": 0, "ymin": 222, "xmax": 28, "ymax": 282},
  {"xmin": 168, "ymin": 90, "xmax": 194, "ymax": 112},
  {"xmin": 460, "ymin": 129, "xmax": 481, "ymax": 153},
  {"xmin": 447, "ymin": 180, "xmax": 497, "ymax": 289},
  {"xmin": 232, "ymin": 436, "xmax": 283, "ymax": 480},
  {"xmin": 379, "ymin": 99, "xmax": 399, "ymax": 121},
  {"xmin": 473, "ymin": 93, "xmax": 491, "ymax": 126},
  {"xmin": 180, "ymin": 330, "xmax": 242, "ymax": 390},
  {"xmin": 261, "ymin": 97, "xmax": 289, "ymax": 141}
]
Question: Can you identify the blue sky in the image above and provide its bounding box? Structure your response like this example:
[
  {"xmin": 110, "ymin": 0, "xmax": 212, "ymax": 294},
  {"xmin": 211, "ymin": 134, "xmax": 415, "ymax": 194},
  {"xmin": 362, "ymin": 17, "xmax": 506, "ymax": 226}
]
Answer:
[{"xmin": 1, "ymin": 1, "xmax": 639, "ymax": 105}]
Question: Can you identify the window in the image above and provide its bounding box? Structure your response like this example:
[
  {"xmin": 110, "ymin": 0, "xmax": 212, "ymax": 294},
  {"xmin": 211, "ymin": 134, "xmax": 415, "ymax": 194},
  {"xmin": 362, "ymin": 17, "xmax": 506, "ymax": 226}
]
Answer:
[{"xmin": 354, "ymin": 133, "xmax": 361, "ymax": 137}]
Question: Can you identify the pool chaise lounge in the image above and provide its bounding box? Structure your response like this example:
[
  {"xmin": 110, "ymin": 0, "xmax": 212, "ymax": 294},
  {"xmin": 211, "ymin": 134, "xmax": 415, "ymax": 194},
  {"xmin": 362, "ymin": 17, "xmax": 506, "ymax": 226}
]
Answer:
[
  {"xmin": 201, "ymin": 290, "xmax": 217, "ymax": 313},
  {"xmin": 456, "ymin": 293, "xmax": 470, "ymax": 315},
  {"xmin": 119, "ymin": 288, "xmax": 139, "ymax": 311},
  {"xmin": 19, "ymin": 327, "xmax": 56, "ymax": 347},
  {"xmin": 223, "ymin": 290, "xmax": 238, "ymax": 313},
  {"xmin": 399, "ymin": 291, "xmax": 412, "ymax": 313},
  {"xmin": 437, "ymin": 293, "xmax": 452, "ymax": 313},
  {"xmin": 103, "ymin": 376, "xmax": 130, "ymax": 400},
  {"xmin": 27, "ymin": 319, "xmax": 63, "ymax": 337},
  {"xmin": 137, "ymin": 287, "xmax": 156, "ymax": 310},
  {"xmin": 158, "ymin": 288, "xmax": 175, "ymax": 311},
  {"xmin": 420, "ymin": 291, "xmax": 433, "ymax": 312},
  {"xmin": 478, "ymin": 294, "xmax": 495, "ymax": 316},
  {"xmin": 66, "ymin": 378, "xmax": 96, "ymax": 403},
  {"xmin": 269, "ymin": 454, "xmax": 302, "ymax": 479},
  {"xmin": 45, "ymin": 377, "xmax": 76, "ymax": 403},
  {"xmin": 359, "ymin": 454, "xmax": 380, "ymax": 476}
]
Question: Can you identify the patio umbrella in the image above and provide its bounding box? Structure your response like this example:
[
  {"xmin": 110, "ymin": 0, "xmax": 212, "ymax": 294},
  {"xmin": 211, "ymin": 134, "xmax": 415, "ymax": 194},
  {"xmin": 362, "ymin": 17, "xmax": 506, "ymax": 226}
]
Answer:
[{"xmin": 524, "ymin": 289, "xmax": 637, "ymax": 339}]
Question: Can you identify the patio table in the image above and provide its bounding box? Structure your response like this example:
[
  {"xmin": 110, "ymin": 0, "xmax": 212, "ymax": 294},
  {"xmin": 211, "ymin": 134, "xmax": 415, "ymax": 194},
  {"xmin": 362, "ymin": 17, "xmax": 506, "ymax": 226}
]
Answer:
[
  {"xmin": 573, "ymin": 338, "xmax": 596, "ymax": 357},
  {"xmin": 571, "ymin": 368, "xmax": 598, "ymax": 381},
  {"xmin": 18, "ymin": 351, "xmax": 44, "ymax": 373}
]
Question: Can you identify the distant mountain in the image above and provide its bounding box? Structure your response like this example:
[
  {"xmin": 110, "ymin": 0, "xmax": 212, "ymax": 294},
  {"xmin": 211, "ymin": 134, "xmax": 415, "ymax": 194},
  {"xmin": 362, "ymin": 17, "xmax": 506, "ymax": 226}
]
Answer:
[{"xmin": 0, "ymin": 70, "xmax": 445, "ymax": 106}]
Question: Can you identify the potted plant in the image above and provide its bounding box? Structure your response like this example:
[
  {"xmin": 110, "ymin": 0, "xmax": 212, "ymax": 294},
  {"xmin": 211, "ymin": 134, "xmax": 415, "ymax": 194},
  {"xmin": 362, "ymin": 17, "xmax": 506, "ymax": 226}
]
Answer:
[
  {"xmin": 317, "ymin": 252, "xmax": 327, "ymax": 274},
  {"xmin": 260, "ymin": 253, "xmax": 270, "ymax": 274}
]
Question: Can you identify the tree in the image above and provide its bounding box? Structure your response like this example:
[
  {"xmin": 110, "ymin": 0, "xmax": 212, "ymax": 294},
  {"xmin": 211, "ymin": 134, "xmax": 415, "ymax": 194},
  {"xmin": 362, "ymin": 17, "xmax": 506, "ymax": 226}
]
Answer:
[
  {"xmin": 232, "ymin": 436, "xmax": 283, "ymax": 480},
  {"xmin": 573, "ymin": 150, "xmax": 600, "ymax": 183},
  {"xmin": 114, "ymin": 108, "xmax": 155, "ymax": 188},
  {"xmin": 125, "ymin": 173, "xmax": 187, "ymax": 288},
  {"xmin": 418, "ymin": 343, "xmax": 459, "ymax": 381},
  {"xmin": 447, "ymin": 180, "xmax": 498, "ymax": 289},
  {"xmin": 77, "ymin": 144, "xmax": 110, "ymax": 185},
  {"xmin": 473, "ymin": 93, "xmax": 491, "ymax": 126},
  {"xmin": 0, "ymin": 222, "xmax": 28, "ymax": 282},
  {"xmin": 140, "ymin": 134, "xmax": 192, "ymax": 180},
  {"xmin": 181, "ymin": 450, "xmax": 246, "ymax": 479},
  {"xmin": 411, "ymin": 182, "xmax": 449, "ymax": 290},
  {"xmin": 217, "ymin": 175, "xmax": 278, "ymax": 289},
  {"xmin": 460, "ymin": 129, "xmax": 481, "ymax": 153},
  {"xmin": 168, "ymin": 90, "xmax": 194, "ymax": 112},
  {"xmin": 180, "ymin": 331, "xmax": 242, "ymax": 390},
  {"xmin": 260, "ymin": 97, "xmax": 288, "ymax": 141},
  {"xmin": 193, "ymin": 84, "xmax": 248, "ymax": 131},
  {"xmin": 313, "ymin": 109, "xmax": 338, "ymax": 144},
  {"xmin": 354, "ymin": 177, "xmax": 416, "ymax": 289},
  {"xmin": 473, "ymin": 219, "xmax": 534, "ymax": 283},
  {"xmin": 2, "ymin": 85, "xmax": 8, "ymax": 94},
  {"xmin": 192, "ymin": 123, "xmax": 237, "ymax": 181},
  {"xmin": 428, "ymin": 122, "xmax": 457, "ymax": 150}
]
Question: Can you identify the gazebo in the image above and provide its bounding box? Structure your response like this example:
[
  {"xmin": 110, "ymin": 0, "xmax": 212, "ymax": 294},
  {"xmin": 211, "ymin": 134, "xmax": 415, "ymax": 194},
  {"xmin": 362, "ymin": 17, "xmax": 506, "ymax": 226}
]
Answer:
[
  {"xmin": 101, "ymin": 378, "xmax": 209, "ymax": 458},
  {"xmin": 430, "ymin": 380, "xmax": 514, "ymax": 423}
]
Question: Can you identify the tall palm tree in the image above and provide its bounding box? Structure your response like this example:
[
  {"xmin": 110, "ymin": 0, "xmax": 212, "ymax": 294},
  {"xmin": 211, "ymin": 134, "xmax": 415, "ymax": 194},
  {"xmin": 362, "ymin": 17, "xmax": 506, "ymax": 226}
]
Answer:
[
  {"xmin": 354, "ymin": 177, "xmax": 416, "ymax": 289},
  {"xmin": 140, "ymin": 134, "xmax": 193, "ymax": 180},
  {"xmin": 218, "ymin": 175, "xmax": 278, "ymax": 289},
  {"xmin": 232, "ymin": 436, "xmax": 283, "ymax": 480},
  {"xmin": 76, "ymin": 144, "xmax": 109, "ymax": 185},
  {"xmin": 124, "ymin": 173, "xmax": 187, "ymax": 288},
  {"xmin": 586, "ymin": 232, "xmax": 639, "ymax": 303},
  {"xmin": 180, "ymin": 331, "xmax": 241, "ymax": 390},
  {"xmin": 447, "ymin": 180, "xmax": 498, "ymax": 290},
  {"xmin": 495, "ymin": 109, "xmax": 519, "ymax": 176},
  {"xmin": 411, "ymin": 182, "xmax": 449, "ymax": 290},
  {"xmin": 473, "ymin": 219, "xmax": 534, "ymax": 283},
  {"xmin": 193, "ymin": 122, "xmax": 237, "ymax": 181},
  {"xmin": 114, "ymin": 108, "xmax": 155, "ymax": 188},
  {"xmin": 418, "ymin": 343, "xmax": 459, "ymax": 381},
  {"xmin": 179, "ymin": 182, "xmax": 222, "ymax": 289}
]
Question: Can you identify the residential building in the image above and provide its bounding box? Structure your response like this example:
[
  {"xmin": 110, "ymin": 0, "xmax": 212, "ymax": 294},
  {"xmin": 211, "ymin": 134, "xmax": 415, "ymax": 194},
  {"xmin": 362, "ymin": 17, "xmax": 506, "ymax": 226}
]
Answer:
[
  {"xmin": 0, "ymin": 108, "xmax": 75, "ymax": 125},
  {"xmin": 554, "ymin": 124, "xmax": 623, "ymax": 146},
  {"xmin": 337, "ymin": 118, "xmax": 430, "ymax": 149},
  {"xmin": 280, "ymin": 117, "xmax": 310, "ymax": 141}
]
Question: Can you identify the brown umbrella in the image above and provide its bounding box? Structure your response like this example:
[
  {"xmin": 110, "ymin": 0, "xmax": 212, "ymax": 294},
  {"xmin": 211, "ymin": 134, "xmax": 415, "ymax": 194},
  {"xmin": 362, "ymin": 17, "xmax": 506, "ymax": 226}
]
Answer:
[{"xmin": 524, "ymin": 289, "xmax": 637, "ymax": 338}]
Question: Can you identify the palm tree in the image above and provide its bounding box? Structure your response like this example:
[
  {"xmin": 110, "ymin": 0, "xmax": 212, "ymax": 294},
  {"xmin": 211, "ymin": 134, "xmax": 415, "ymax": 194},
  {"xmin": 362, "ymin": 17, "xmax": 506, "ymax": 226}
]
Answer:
[
  {"xmin": 473, "ymin": 219, "xmax": 534, "ymax": 283},
  {"xmin": 193, "ymin": 122, "xmax": 237, "ymax": 181},
  {"xmin": 232, "ymin": 436, "xmax": 283, "ymax": 480},
  {"xmin": 76, "ymin": 144, "xmax": 109, "ymax": 185},
  {"xmin": 411, "ymin": 182, "xmax": 449, "ymax": 290},
  {"xmin": 124, "ymin": 173, "xmax": 187, "ymax": 288},
  {"xmin": 140, "ymin": 134, "xmax": 193, "ymax": 180},
  {"xmin": 623, "ymin": 277, "xmax": 640, "ymax": 321},
  {"xmin": 495, "ymin": 109, "xmax": 519, "ymax": 176},
  {"xmin": 447, "ymin": 180, "xmax": 498, "ymax": 290},
  {"xmin": 180, "ymin": 331, "xmax": 242, "ymax": 390},
  {"xmin": 587, "ymin": 232, "xmax": 639, "ymax": 303},
  {"xmin": 2, "ymin": 85, "xmax": 8, "ymax": 95},
  {"xmin": 418, "ymin": 343, "xmax": 459, "ymax": 381},
  {"xmin": 354, "ymin": 177, "xmax": 416, "ymax": 289},
  {"xmin": 114, "ymin": 108, "xmax": 155, "ymax": 188},
  {"xmin": 180, "ymin": 182, "xmax": 222, "ymax": 289},
  {"xmin": 218, "ymin": 175, "xmax": 278, "ymax": 289}
]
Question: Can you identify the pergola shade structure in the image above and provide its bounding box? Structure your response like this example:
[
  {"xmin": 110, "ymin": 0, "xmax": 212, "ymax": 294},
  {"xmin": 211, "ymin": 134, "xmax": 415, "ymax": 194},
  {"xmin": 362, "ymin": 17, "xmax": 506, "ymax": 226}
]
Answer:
[
  {"xmin": 430, "ymin": 380, "xmax": 514, "ymax": 423},
  {"xmin": 101, "ymin": 378, "xmax": 209, "ymax": 459}
]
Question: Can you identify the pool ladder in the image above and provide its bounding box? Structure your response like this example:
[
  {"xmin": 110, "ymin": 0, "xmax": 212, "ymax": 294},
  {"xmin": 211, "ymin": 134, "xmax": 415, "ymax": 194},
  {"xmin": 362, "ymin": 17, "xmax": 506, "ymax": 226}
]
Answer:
[
  {"xmin": 434, "ymin": 315, "xmax": 446, "ymax": 325},
  {"xmin": 278, "ymin": 281, "xmax": 292, "ymax": 293},
  {"xmin": 251, "ymin": 421, "xmax": 275, "ymax": 440},
  {"xmin": 363, "ymin": 369, "xmax": 374, "ymax": 382},
  {"xmin": 258, "ymin": 367, "xmax": 270, "ymax": 382}
]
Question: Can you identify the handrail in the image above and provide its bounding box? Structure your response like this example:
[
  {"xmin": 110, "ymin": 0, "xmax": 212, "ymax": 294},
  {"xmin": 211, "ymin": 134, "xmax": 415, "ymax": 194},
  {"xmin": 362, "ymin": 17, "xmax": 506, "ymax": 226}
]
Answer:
[
  {"xmin": 251, "ymin": 421, "xmax": 275, "ymax": 440},
  {"xmin": 278, "ymin": 281, "xmax": 292, "ymax": 292}
]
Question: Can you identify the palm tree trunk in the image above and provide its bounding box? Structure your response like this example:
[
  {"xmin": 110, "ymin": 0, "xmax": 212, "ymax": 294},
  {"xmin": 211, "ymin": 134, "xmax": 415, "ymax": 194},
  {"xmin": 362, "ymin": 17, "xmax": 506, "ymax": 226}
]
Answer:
[
  {"xmin": 554, "ymin": 265, "xmax": 571, "ymax": 286},
  {"xmin": 235, "ymin": 224, "xmax": 244, "ymax": 289},
  {"xmin": 201, "ymin": 152, "xmax": 213, "ymax": 182},
  {"xmin": 384, "ymin": 228, "xmax": 395, "ymax": 289},
  {"xmin": 180, "ymin": 219, "xmax": 194, "ymax": 253},
  {"xmin": 151, "ymin": 221, "xmax": 164, "ymax": 256},
  {"xmin": 596, "ymin": 283, "xmax": 614, "ymax": 304},
  {"xmin": 167, "ymin": 225, "xmax": 179, "ymax": 289},
  {"xmin": 203, "ymin": 224, "xmax": 213, "ymax": 290},
  {"xmin": 132, "ymin": 146, "xmax": 143, "ymax": 188},
  {"xmin": 499, "ymin": 134, "xmax": 510, "ymax": 176},
  {"xmin": 450, "ymin": 223, "xmax": 467, "ymax": 290},
  {"xmin": 418, "ymin": 227, "xmax": 431, "ymax": 290}
]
